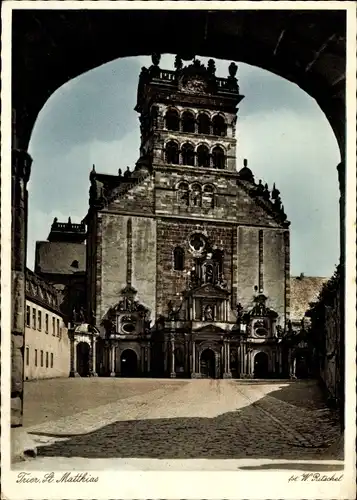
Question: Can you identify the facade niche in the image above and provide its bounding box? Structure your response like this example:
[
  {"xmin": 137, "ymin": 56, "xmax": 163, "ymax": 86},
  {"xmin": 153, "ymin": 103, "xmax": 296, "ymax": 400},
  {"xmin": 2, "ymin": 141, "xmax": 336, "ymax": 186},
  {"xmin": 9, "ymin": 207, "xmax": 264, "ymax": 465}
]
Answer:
[
  {"xmin": 212, "ymin": 146, "xmax": 225, "ymax": 169},
  {"xmin": 177, "ymin": 182, "xmax": 189, "ymax": 206},
  {"xmin": 203, "ymin": 185, "xmax": 215, "ymax": 208},
  {"xmin": 191, "ymin": 184, "xmax": 202, "ymax": 207},
  {"xmin": 198, "ymin": 113, "xmax": 211, "ymax": 134},
  {"xmin": 165, "ymin": 140, "xmax": 179, "ymax": 164},
  {"xmin": 165, "ymin": 109, "xmax": 180, "ymax": 131},
  {"xmin": 182, "ymin": 111, "xmax": 195, "ymax": 133},
  {"xmin": 212, "ymin": 115, "xmax": 227, "ymax": 136},
  {"xmin": 173, "ymin": 246, "xmax": 185, "ymax": 271},
  {"xmin": 197, "ymin": 145, "xmax": 210, "ymax": 168},
  {"xmin": 181, "ymin": 143, "xmax": 195, "ymax": 166}
]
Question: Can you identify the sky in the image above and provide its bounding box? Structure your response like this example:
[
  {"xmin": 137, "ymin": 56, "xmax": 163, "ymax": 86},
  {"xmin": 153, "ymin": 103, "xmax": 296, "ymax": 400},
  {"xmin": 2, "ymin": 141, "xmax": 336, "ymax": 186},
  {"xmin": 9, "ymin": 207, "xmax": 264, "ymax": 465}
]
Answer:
[{"xmin": 27, "ymin": 54, "xmax": 341, "ymax": 277}]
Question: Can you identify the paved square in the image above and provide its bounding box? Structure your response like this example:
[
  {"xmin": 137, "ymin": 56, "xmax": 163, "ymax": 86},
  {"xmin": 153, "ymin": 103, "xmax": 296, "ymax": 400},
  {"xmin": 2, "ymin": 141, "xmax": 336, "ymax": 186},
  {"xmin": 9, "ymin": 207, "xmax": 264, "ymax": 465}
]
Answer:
[{"xmin": 15, "ymin": 378, "xmax": 343, "ymax": 471}]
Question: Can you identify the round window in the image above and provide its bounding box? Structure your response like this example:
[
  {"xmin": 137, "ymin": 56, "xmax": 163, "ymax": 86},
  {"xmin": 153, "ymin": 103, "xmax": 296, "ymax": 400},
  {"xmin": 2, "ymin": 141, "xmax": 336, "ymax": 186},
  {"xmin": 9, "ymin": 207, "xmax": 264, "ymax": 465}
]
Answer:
[
  {"xmin": 255, "ymin": 328, "xmax": 268, "ymax": 337},
  {"xmin": 122, "ymin": 323, "xmax": 135, "ymax": 334},
  {"xmin": 189, "ymin": 233, "xmax": 206, "ymax": 253}
]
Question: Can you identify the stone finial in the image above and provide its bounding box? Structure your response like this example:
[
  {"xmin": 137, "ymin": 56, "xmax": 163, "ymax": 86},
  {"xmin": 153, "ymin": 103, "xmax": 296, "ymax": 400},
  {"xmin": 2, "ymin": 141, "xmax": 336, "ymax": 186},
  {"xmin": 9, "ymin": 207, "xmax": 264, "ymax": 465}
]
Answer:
[
  {"xmin": 53, "ymin": 217, "xmax": 58, "ymax": 224},
  {"xmin": 124, "ymin": 166, "xmax": 131, "ymax": 178},
  {"xmin": 151, "ymin": 53, "xmax": 161, "ymax": 66},
  {"xmin": 272, "ymin": 183, "xmax": 280, "ymax": 200},
  {"xmin": 243, "ymin": 158, "xmax": 248, "ymax": 167},
  {"xmin": 263, "ymin": 183, "xmax": 270, "ymax": 200},
  {"xmin": 174, "ymin": 55, "xmax": 183, "ymax": 71},
  {"xmin": 229, "ymin": 62, "xmax": 238, "ymax": 78},
  {"xmin": 118, "ymin": 168, "xmax": 122, "ymax": 177},
  {"xmin": 207, "ymin": 59, "xmax": 216, "ymax": 75},
  {"xmin": 68, "ymin": 217, "xmax": 72, "ymax": 224},
  {"xmin": 257, "ymin": 179, "xmax": 264, "ymax": 195},
  {"xmin": 90, "ymin": 164, "xmax": 96, "ymax": 180}
]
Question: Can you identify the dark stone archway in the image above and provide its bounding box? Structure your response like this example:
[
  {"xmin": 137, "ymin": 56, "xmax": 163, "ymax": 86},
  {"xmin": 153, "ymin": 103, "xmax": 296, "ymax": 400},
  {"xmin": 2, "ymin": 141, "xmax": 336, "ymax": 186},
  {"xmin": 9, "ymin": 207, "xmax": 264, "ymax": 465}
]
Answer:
[
  {"xmin": 254, "ymin": 352, "xmax": 269, "ymax": 379},
  {"xmin": 10, "ymin": 7, "xmax": 347, "ymax": 459},
  {"xmin": 200, "ymin": 349, "xmax": 216, "ymax": 379},
  {"xmin": 76, "ymin": 342, "xmax": 90, "ymax": 377}
]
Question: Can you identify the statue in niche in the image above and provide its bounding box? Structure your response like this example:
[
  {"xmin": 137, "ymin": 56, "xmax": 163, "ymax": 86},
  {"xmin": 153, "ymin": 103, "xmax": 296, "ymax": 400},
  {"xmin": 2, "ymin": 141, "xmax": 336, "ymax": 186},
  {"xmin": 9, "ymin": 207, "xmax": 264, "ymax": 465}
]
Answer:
[
  {"xmin": 205, "ymin": 264, "xmax": 214, "ymax": 283},
  {"xmin": 218, "ymin": 274, "xmax": 227, "ymax": 289},
  {"xmin": 189, "ymin": 267, "xmax": 200, "ymax": 288},
  {"xmin": 236, "ymin": 303, "xmax": 244, "ymax": 320},
  {"xmin": 204, "ymin": 305, "xmax": 213, "ymax": 321}
]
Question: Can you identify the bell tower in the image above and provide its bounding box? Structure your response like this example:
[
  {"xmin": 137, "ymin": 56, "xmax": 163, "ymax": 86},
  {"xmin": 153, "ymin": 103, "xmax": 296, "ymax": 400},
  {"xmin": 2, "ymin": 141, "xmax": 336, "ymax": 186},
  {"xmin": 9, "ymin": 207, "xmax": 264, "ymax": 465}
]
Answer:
[{"xmin": 134, "ymin": 54, "xmax": 244, "ymax": 173}]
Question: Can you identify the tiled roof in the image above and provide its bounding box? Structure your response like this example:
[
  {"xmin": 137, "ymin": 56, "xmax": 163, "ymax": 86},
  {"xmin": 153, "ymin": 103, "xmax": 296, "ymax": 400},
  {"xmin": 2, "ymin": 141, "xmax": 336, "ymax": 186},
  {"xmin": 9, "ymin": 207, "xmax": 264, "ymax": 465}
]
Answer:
[
  {"xmin": 35, "ymin": 241, "xmax": 86, "ymax": 275},
  {"xmin": 25, "ymin": 268, "xmax": 63, "ymax": 314},
  {"xmin": 290, "ymin": 275, "xmax": 329, "ymax": 321}
]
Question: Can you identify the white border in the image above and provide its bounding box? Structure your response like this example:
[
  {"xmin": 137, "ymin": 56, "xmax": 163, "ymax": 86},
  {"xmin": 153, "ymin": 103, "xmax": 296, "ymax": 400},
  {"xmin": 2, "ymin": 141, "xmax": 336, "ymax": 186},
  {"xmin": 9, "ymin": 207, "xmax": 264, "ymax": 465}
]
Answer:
[{"xmin": 1, "ymin": 2, "xmax": 356, "ymax": 499}]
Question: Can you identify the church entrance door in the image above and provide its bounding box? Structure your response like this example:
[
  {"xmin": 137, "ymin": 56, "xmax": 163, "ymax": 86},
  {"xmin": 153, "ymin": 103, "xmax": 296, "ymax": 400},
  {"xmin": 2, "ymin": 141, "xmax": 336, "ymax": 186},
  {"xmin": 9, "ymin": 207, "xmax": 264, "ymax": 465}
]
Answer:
[
  {"xmin": 121, "ymin": 349, "xmax": 138, "ymax": 377},
  {"xmin": 200, "ymin": 349, "xmax": 216, "ymax": 378},
  {"xmin": 295, "ymin": 353, "xmax": 309, "ymax": 379},
  {"xmin": 254, "ymin": 352, "xmax": 269, "ymax": 379},
  {"xmin": 77, "ymin": 342, "xmax": 90, "ymax": 377}
]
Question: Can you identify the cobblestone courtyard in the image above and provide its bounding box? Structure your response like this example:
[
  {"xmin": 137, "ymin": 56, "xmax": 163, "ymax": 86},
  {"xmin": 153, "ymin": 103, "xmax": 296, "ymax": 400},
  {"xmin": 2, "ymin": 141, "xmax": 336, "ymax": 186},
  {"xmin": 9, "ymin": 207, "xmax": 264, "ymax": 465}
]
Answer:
[{"xmin": 14, "ymin": 378, "xmax": 343, "ymax": 471}]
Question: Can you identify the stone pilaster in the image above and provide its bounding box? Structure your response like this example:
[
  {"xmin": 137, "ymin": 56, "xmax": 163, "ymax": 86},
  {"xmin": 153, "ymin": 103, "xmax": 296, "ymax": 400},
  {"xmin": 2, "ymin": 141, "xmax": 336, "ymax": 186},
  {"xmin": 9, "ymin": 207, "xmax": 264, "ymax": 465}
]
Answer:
[{"xmin": 11, "ymin": 147, "xmax": 36, "ymax": 460}]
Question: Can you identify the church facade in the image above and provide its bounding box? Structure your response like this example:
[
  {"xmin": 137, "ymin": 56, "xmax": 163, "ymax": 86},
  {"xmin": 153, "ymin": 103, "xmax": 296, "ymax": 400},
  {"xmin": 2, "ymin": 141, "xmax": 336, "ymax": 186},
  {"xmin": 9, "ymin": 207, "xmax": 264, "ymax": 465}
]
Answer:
[{"xmin": 84, "ymin": 55, "xmax": 291, "ymax": 379}]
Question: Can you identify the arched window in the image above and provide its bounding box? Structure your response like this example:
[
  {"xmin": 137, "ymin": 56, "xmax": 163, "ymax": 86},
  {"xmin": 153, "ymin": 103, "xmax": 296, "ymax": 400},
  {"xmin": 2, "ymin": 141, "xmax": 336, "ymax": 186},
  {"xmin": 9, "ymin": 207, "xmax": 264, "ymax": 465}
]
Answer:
[
  {"xmin": 191, "ymin": 183, "xmax": 202, "ymax": 207},
  {"xmin": 197, "ymin": 113, "xmax": 211, "ymax": 134},
  {"xmin": 182, "ymin": 111, "xmax": 195, "ymax": 133},
  {"xmin": 173, "ymin": 247, "xmax": 185, "ymax": 271},
  {"xmin": 197, "ymin": 145, "xmax": 210, "ymax": 168},
  {"xmin": 212, "ymin": 115, "xmax": 227, "ymax": 136},
  {"xmin": 181, "ymin": 143, "xmax": 195, "ymax": 166},
  {"xmin": 177, "ymin": 182, "xmax": 189, "ymax": 206},
  {"xmin": 212, "ymin": 146, "xmax": 225, "ymax": 169},
  {"xmin": 203, "ymin": 185, "xmax": 215, "ymax": 208},
  {"xmin": 165, "ymin": 109, "xmax": 180, "ymax": 131},
  {"xmin": 165, "ymin": 141, "xmax": 179, "ymax": 164}
]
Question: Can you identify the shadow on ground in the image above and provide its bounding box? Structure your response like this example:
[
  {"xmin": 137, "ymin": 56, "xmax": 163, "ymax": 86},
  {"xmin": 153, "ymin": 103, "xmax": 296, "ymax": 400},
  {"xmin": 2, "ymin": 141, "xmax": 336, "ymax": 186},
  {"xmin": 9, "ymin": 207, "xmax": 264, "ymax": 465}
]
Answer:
[{"xmin": 30, "ymin": 381, "xmax": 342, "ymax": 461}]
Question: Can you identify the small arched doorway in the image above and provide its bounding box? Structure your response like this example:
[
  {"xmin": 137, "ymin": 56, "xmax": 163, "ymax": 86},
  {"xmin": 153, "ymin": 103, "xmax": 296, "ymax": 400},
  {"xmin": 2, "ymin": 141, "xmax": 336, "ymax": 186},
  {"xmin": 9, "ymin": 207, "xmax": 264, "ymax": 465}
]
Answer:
[
  {"xmin": 121, "ymin": 349, "xmax": 138, "ymax": 377},
  {"xmin": 295, "ymin": 352, "xmax": 310, "ymax": 379},
  {"xmin": 77, "ymin": 342, "xmax": 90, "ymax": 377},
  {"xmin": 200, "ymin": 349, "xmax": 216, "ymax": 378},
  {"xmin": 254, "ymin": 351, "xmax": 269, "ymax": 379}
]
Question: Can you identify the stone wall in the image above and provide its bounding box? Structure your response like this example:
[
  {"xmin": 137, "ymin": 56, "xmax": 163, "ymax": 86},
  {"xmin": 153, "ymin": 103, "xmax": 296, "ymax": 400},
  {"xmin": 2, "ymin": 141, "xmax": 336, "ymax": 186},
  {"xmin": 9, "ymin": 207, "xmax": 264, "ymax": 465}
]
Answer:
[
  {"xmin": 24, "ymin": 301, "xmax": 70, "ymax": 380},
  {"xmin": 156, "ymin": 219, "xmax": 234, "ymax": 317}
]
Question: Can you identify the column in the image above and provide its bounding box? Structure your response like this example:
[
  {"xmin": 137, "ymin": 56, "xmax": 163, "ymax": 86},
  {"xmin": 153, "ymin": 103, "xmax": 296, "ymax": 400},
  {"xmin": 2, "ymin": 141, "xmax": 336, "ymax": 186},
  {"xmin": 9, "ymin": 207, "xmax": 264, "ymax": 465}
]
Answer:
[
  {"xmin": 170, "ymin": 338, "xmax": 176, "ymax": 378},
  {"xmin": 147, "ymin": 346, "xmax": 151, "ymax": 375},
  {"xmin": 91, "ymin": 337, "xmax": 98, "ymax": 376},
  {"xmin": 70, "ymin": 338, "xmax": 79, "ymax": 377},
  {"xmin": 184, "ymin": 337, "xmax": 189, "ymax": 375},
  {"xmin": 164, "ymin": 340, "xmax": 168, "ymax": 373},
  {"xmin": 110, "ymin": 344, "xmax": 116, "ymax": 377},
  {"xmin": 141, "ymin": 346, "xmax": 145, "ymax": 374},
  {"xmin": 191, "ymin": 340, "xmax": 196, "ymax": 377}
]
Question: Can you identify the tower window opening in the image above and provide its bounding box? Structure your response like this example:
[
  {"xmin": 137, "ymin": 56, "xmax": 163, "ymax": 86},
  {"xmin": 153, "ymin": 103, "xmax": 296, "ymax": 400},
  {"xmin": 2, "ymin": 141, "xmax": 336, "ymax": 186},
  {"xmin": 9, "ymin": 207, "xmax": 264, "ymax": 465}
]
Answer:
[
  {"xmin": 197, "ymin": 145, "xmax": 210, "ymax": 168},
  {"xmin": 182, "ymin": 111, "xmax": 195, "ymax": 133},
  {"xmin": 198, "ymin": 113, "xmax": 211, "ymax": 135},
  {"xmin": 165, "ymin": 141, "xmax": 179, "ymax": 164},
  {"xmin": 173, "ymin": 247, "xmax": 185, "ymax": 271},
  {"xmin": 212, "ymin": 146, "xmax": 225, "ymax": 169},
  {"xmin": 165, "ymin": 109, "xmax": 180, "ymax": 131},
  {"xmin": 181, "ymin": 143, "xmax": 195, "ymax": 166},
  {"xmin": 191, "ymin": 183, "xmax": 202, "ymax": 207},
  {"xmin": 212, "ymin": 115, "xmax": 227, "ymax": 137},
  {"xmin": 177, "ymin": 182, "xmax": 189, "ymax": 206},
  {"xmin": 151, "ymin": 106, "xmax": 159, "ymax": 129}
]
